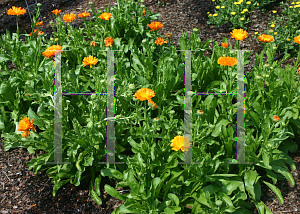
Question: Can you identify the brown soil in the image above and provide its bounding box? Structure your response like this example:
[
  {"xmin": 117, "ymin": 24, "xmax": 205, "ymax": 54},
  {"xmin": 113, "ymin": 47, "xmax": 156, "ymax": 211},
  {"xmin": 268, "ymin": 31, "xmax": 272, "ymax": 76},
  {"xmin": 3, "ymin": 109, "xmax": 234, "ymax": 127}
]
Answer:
[{"xmin": 0, "ymin": 0, "xmax": 299, "ymax": 213}]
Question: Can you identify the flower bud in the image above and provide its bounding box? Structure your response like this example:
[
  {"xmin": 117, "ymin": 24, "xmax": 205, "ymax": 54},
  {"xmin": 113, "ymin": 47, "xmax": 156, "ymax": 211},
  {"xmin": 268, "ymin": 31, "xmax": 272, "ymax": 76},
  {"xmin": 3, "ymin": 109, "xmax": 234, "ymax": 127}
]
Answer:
[
  {"xmin": 153, "ymin": 117, "xmax": 160, "ymax": 122},
  {"xmin": 24, "ymin": 63, "xmax": 30, "ymax": 67},
  {"xmin": 216, "ymin": 200, "xmax": 223, "ymax": 206},
  {"xmin": 91, "ymin": 94, "xmax": 96, "ymax": 99},
  {"xmin": 133, "ymin": 96, "xmax": 138, "ymax": 101},
  {"xmin": 37, "ymin": 3, "xmax": 42, "ymax": 7},
  {"xmin": 197, "ymin": 110, "xmax": 204, "ymax": 115},
  {"xmin": 129, "ymin": 84, "xmax": 135, "ymax": 90},
  {"xmin": 193, "ymin": 28, "xmax": 199, "ymax": 35},
  {"xmin": 89, "ymin": 2, "xmax": 93, "ymax": 5},
  {"xmin": 170, "ymin": 110, "xmax": 175, "ymax": 114},
  {"xmin": 94, "ymin": 25, "xmax": 98, "ymax": 28}
]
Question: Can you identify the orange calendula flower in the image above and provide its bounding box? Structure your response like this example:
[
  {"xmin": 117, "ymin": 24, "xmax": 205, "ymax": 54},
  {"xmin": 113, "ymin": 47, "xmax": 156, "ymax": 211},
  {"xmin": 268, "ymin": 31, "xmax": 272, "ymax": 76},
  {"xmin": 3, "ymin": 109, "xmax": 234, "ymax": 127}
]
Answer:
[
  {"xmin": 25, "ymin": 93, "xmax": 29, "ymax": 96},
  {"xmin": 141, "ymin": 8, "xmax": 146, "ymax": 16},
  {"xmin": 134, "ymin": 88, "xmax": 155, "ymax": 101},
  {"xmin": 230, "ymin": 29, "xmax": 248, "ymax": 41},
  {"xmin": 99, "ymin": 12, "xmax": 112, "ymax": 21},
  {"xmin": 42, "ymin": 45, "xmax": 63, "ymax": 58},
  {"xmin": 83, "ymin": 56, "xmax": 98, "ymax": 68},
  {"xmin": 148, "ymin": 21, "xmax": 163, "ymax": 31},
  {"xmin": 18, "ymin": 117, "xmax": 36, "ymax": 138},
  {"xmin": 52, "ymin": 9, "xmax": 62, "ymax": 15},
  {"xmin": 90, "ymin": 41, "xmax": 97, "ymax": 47},
  {"xmin": 217, "ymin": 57, "xmax": 238, "ymax": 66},
  {"xmin": 78, "ymin": 11, "xmax": 90, "ymax": 18},
  {"xmin": 30, "ymin": 29, "xmax": 44, "ymax": 36},
  {"xmin": 155, "ymin": 37, "xmax": 168, "ymax": 46},
  {"xmin": 31, "ymin": 21, "xmax": 44, "ymax": 28},
  {"xmin": 197, "ymin": 110, "xmax": 204, "ymax": 115},
  {"xmin": 170, "ymin": 135, "xmax": 192, "ymax": 154},
  {"xmin": 148, "ymin": 99, "xmax": 157, "ymax": 109},
  {"xmin": 273, "ymin": 116, "xmax": 280, "ymax": 122},
  {"xmin": 7, "ymin": 6, "xmax": 27, "ymax": 16},
  {"xmin": 222, "ymin": 43, "xmax": 229, "ymax": 48},
  {"xmin": 63, "ymin": 13, "xmax": 77, "ymax": 22},
  {"xmin": 258, "ymin": 34, "xmax": 274, "ymax": 43},
  {"xmin": 104, "ymin": 37, "xmax": 114, "ymax": 47},
  {"xmin": 165, "ymin": 33, "xmax": 172, "ymax": 39},
  {"xmin": 293, "ymin": 35, "xmax": 300, "ymax": 44}
]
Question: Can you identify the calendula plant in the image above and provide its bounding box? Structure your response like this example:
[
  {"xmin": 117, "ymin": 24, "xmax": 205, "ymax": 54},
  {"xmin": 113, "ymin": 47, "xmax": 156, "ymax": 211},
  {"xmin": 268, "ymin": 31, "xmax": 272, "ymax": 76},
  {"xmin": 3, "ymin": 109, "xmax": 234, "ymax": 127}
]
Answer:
[{"xmin": 1, "ymin": 0, "xmax": 300, "ymax": 213}]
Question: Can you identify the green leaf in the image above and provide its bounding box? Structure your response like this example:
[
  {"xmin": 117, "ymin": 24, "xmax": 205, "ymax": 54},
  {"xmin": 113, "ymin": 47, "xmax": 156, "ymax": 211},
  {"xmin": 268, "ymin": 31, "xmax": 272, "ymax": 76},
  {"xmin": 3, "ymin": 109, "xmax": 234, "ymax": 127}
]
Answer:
[
  {"xmin": 127, "ymin": 169, "xmax": 140, "ymax": 194},
  {"xmin": 262, "ymin": 181, "xmax": 284, "ymax": 204},
  {"xmin": 0, "ymin": 114, "xmax": 5, "ymax": 130},
  {"xmin": 90, "ymin": 182, "xmax": 103, "ymax": 205},
  {"xmin": 211, "ymin": 119, "xmax": 230, "ymax": 137},
  {"xmin": 53, "ymin": 179, "xmax": 71, "ymax": 197},
  {"xmin": 28, "ymin": 108, "xmax": 46, "ymax": 129},
  {"xmin": 95, "ymin": 175, "xmax": 101, "ymax": 196},
  {"xmin": 248, "ymin": 111, "xmax": 260, "ymax": 130},
  {"xmin": 101, "ymin": 168, "xmax": 124, "ymax": 180},
  {"xmin": 168, "ymin": 193, "xmax": 179, "ymax": 206},
  {"xmin": 253, "ymin": 101, "xmax": 263, "ymax": 117},
  {"xmin": 104, "ymin": 184, "xmax": 127, "ymax": 201},
  {"xmin": 271, "ymin": 164, "xmax": 295, "ymax": 186}
]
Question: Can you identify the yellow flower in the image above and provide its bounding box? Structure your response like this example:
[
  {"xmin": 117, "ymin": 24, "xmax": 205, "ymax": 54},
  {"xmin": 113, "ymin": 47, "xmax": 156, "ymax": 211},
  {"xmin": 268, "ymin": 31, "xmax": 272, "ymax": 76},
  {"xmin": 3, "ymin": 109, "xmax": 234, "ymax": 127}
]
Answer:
[
  {"xmin": 148, "ymin": 21, "xmax": 163, "ymax": 31},
  {"xmin": 246, "ymin": 1, "xmax": 251, "ymax": 4},
  {"xmin": 241, "ymin": 17, "xmax": 245, "ymax": 21},
  {"xmin": 241, "ymin": 11, "xmax": 245, "ymax": 14},
  {"xmin": 52, "ymin": 9, "xmax": 61, "ymax": 15},
  {"xmin": 155, "ymin": 37, "xmax": 168, "ymax": 46},
  {"xmin": 213, "ymin": 13, "xmax": 218, "ymax": 16},
  {"xmin": 221, "ymin": 6, "xmax": 225, "ymax": 8},
  {"xmin": 170, "ymin": 135, "xmax": 192, "ymax": 154},
  {"xmin": 42, "ymin": 45, "xmax": 63, "ymax": 58},
  {"xmin": 99, "ymin": 12, "xmax": 112, "ymax": 21},
  {"xmin": 63, "ymin": 13, "xmax": 77, "ymax": 22},
  {"xmin": 134, "ymin": 88, "xmax": 155, "ymax": 101},
  {"xmin": 83, "ymin": 56, "xmax": 98, "ymax": 68},
  {"xmin": 293, "ymin": 35, "xmax": 300, "ymax": 44},
  {"xmin": 270, "ymin": 24, "xmax": 275, "ymax": 27},
  {"xmin": 243, "ymin": 9, "xmax": 248, "ymax": 12},
  {"xmin": 209, "ymin": 14, "xmax": 212, "ymax": 16},
  {"xmin": 234, "ymin": 2, "xmax": 238, "ymax": 5},
  {"xmin": 231, "ymin": 28, "xmax": 248, "ymax": 41},
  {"xmin": 217, "ymin": 57, "xmax": 238, "ymax": 66},
  {"xmin": 287, "ymin": 38, "xmax": 291, "ymax": 41},
  {"xmin": 257, "ymin": 3, "xmax": 259, "ymax": 6},
  {"xmin": 216, "ymin": 6, "xmax": 220, "ymax": 9},
  {"xmin": 289, "ymin": 6, "xmax": 293, "ymax": 8},
  {"xmin": 104, "ymin": 37, "xmax": 114, "ymax": 47},
  {"xmin": 291, "ymin": 2, "xmax": 295, "ymax": 4},
  {"xmin": 273, "ymin": 116, "xmax": 280, "ymax": 122},
  {"xmin": 255, "ymin": 32, "xmax": 258, "ymax": 35},
  {"xmin": 231, "ymin": 12, "xmax": 236, "ymax": 15},
  {"xmin": 258, "ymin": 34, "xmax": 274, "ymax": 43},
  {"xmin": 7, "ymin": 6, "xmax": 27, "ymax": 16},
  {"xmin": 274, "ymin": 32, "xmax": 278, "ymax": 35},
  {"xmin": 207, "ymin": 12, "xmax": 210, "ymax": 14},
  {"xmin": 18, "ymin": 117, "xmax": 36, "ymax": 138},
  {"xmin": 272, "ymin": 10, "xmax": 277, "ymax": 13},
  {"xmin": 78, "ymin": 11, "xmax": 90, "ymax": 18}
]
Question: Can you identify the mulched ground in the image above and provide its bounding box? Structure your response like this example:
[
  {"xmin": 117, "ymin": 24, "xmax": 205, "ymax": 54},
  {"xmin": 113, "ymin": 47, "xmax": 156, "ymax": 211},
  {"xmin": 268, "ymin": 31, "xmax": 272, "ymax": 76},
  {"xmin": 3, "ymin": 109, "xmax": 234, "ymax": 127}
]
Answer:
[{"xmin": 0, "ymin": 0, "xmax": 299, "ymax": 213}]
